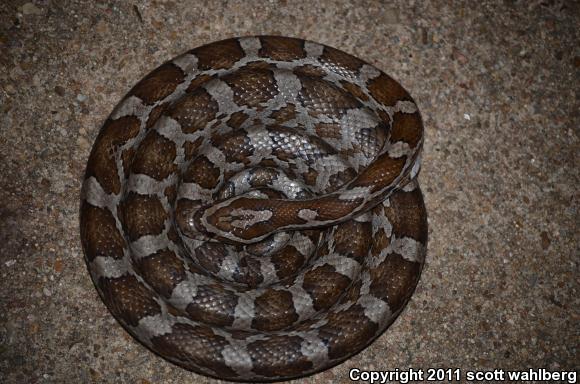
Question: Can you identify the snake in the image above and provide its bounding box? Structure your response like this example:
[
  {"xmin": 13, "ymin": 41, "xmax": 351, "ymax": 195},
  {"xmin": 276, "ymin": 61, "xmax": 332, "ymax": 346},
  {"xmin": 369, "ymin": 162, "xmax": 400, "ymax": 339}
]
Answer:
[{"xmin": 80, "ymin": 36, "xmax": 428, "ymax": 382}]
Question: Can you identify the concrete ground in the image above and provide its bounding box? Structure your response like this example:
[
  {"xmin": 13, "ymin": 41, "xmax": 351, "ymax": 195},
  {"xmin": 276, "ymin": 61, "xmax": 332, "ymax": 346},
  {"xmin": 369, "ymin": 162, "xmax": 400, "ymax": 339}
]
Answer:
[{"xmin": 0, "ymin": 0, "xmax": 578, "ymax": 383}]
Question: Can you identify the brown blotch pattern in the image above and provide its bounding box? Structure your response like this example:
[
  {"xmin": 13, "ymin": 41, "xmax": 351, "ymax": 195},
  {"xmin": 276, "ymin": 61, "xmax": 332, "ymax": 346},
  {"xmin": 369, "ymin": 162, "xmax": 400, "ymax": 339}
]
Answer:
[
  {"xmin": 248, "ymin": 167, "xmax": 278, "ymax": 186},
  {"xmin": 226, "ymin": 111, "xmax": 250, "ymax": 129},
  {"xmin": 183, "ymin": 137, "xmax": 204, "ymax": 161},
  {"xmin": 333, "ymin": 221, "xmax": 372, "ymax": 263},
  {"xmin": 186, "ymin": 73, "xmax": 215, "ymax": 93},
  {"xmin": 120, "ymin": 192, "xmax": 167, "ymax": 241},
  {"xmin": 370, "ymin": 226, "xmax": 390, "ymax": 258},
  {"xmin": 303, "ymin": 264, "xmax": 352, "ymax": 311},
  {"xmin": 131, "ymin": 130, "xmax": 177, "ymax": 180},
  {"xmin": 252, "ymin": 289, "xmax": 299, "ymax": 331},
  {"xmin": 219, "ymin": 132, "xmax": 253, "ymax": 164},
  {"xmin": 99, "ymin": 274, "xmax": 161, "ymax": 327},
  {"xmin": 223, "ymin": 68, "xmax": 278, "ymax": 108},
  {"xmin": 80, "ymin": 203, "xmax": 125, "ymax": 262},
  {"xmin": 164, "ymin": 184, "xmax": 177, "ymax": 204},
  {"xmin": 340, "ymin": 80, "xmax": 370, "ymax": 101},
  {"xmin": 368, "ymin": 253, "xmax": 421, "ymax": 311},
  {"xmin": 193, "ymin": 242, "xmax": 229, "ymax": 274},
  {"xmin": 299, "ymin": 77, "xmax": 361, "ymax": 117},
  {"xmin": 314, "ymin": 122, "xmax": 343, "ymax": 140},
  {"xmin": 247, "ymin": 336, "xmax": 313, "ymax": 377},
  {"xmin": 146, "ymin": 102, "xmax": 169, "ymax": 130},
  {"xmin": 183, "ymin": 155, "xmax": 221, "ymax": 189},
  {"xmin": 169, "ymin": 89, "xmax": 219, "ymax": 134},
  {"xmin": 390, "ymin": 112, "xmax": 423, "ymax": 148},
  {"xmin": 259, "ymin": 36, "xmax": 306, "ymax": 61},
  {"xmin": 269, "ymin": 103, "xmax": 297, "ymax": 123},
  {"xmin": 384, "ymin": 188, "xmax": 428, "ymax": 243},
  {"xmin": 318, "ymin": 305, "xmax": 379, "ymax": 360},
  {"xmin": 271, "ymin": 245, "xmax": 306, "ymax": 280},
  {"xmin": 151, "ymin": 323, "xmax": 237, "ymax": 378},
  {"xmin": 231, "ymin": 256, "xmax": 264, "ymax": 287},
  {"xmin": 185, "ymin": 283, "xmax": 237, "ymax": 326},
  {"xmin": 294, "ymin": 64, "xmax": 327, "ymax": 78},
  {"xmin": 129, "ymin": 63, "xmax": 185, "ymax": 105},
  {"xmin": 320, "ymin": 46, "xmax": 365, "ymax": 76},
  {"xmin": 86, "ymin": 116, "xmax": 140, "ymax": 195},
  {"xmin": 193, "ymin": 38, "xmax": 244, "ymax": 70},
  {"xmin": 367, "ymin": 73, "xmax": 411, "ymax": 106},
  {"xmin": 136, "ymin": 249, "xmax": 186, "ymax": 298},
  {"xmin": 302, "ymin": 168, "xmax": 319, "ymax": 187}
]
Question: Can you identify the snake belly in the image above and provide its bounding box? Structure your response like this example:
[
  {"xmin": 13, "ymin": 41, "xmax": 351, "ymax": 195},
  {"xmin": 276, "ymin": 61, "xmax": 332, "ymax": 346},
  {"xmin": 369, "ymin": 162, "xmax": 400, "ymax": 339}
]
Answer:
[{"xmin": 80, "ymin": 36, "xmax": 428, "ymax": 382}]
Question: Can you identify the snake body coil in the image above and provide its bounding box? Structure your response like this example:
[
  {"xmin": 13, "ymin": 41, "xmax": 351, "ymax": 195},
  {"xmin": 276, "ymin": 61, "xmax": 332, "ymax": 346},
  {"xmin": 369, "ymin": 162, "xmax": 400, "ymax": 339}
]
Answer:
[{"xmin": 80, "ymin": 36, "xmax": 428, "ymax": 381}]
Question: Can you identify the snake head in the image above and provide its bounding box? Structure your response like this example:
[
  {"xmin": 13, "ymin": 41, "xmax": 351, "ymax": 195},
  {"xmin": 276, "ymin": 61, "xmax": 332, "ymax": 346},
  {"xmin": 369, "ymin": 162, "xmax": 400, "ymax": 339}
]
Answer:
[{"xmin": 176, "ymin": 194, "xmax": 278, "ymax": 244}]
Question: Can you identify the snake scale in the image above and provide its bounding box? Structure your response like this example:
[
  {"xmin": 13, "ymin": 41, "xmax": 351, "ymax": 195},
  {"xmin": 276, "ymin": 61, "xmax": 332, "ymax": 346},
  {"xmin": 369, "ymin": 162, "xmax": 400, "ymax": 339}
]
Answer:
[{"xmin": 80, "ymin": 36, "xmax": 428, "ymax": 381}]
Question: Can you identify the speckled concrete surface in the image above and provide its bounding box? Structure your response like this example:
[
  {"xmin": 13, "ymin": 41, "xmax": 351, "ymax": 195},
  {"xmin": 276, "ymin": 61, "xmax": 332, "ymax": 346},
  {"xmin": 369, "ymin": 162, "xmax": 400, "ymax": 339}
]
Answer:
[{"xmin": 1, "ymin": 0, "xmax": 578, "ymax": 383}]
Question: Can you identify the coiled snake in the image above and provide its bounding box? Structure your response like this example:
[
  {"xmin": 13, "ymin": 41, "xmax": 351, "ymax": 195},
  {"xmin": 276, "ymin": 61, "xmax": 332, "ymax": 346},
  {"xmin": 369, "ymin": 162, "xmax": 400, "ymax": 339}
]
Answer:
[{"xmin": 80, "ymin": 36, "xmax": 428, "ymax": 381}]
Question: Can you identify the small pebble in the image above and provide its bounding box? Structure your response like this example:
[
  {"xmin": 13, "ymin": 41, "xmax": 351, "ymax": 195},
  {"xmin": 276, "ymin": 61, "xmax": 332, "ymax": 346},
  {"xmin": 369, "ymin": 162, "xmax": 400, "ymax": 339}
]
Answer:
[
  {"xmin": 53, "ymin": 259, "xmax": 63, "ymax": 273},
  {"xmin": 77, "ymin": 136, "xmax": 90, "ymax": 151},
  {"xmin": 383, "ymin": 8, "xmax": 399, "ymax": 24},
  {"xmin": 540, "ymin": 231, "xmax": 551, "ymax": 250},
  {"xmin": 4, "ymin": 84, "xmax": 16, "ymax": 94},
  {"xmin": 54, "ymin": 86, "xmax": 65, "ymax": 97},
  {"xmin": 77, "ymin": 94, "xmax": 87, "ymax": 102},
  {"xmin": 21, "ymin": 3, "xmax": 42, "ymax": 15}
]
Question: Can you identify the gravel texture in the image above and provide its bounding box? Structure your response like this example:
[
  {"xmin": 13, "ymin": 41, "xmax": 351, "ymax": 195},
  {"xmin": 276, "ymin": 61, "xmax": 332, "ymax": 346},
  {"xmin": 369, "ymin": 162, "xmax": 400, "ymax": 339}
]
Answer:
[{"xmin": 1, "ymin": 1, "xmax": 578, "ymax": 383}]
